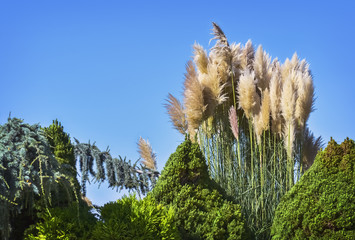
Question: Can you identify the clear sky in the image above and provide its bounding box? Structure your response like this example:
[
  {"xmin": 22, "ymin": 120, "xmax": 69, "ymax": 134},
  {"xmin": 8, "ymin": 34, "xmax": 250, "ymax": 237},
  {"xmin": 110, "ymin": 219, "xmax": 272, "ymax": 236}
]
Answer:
[{"xmin": 1, "ymin": 0, "xmax": 354, "ymax": 206}]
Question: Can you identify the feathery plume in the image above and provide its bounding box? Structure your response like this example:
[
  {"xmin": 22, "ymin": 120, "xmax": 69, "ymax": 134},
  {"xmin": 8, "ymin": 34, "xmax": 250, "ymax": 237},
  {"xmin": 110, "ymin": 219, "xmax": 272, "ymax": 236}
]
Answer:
[
  {"xmin": 164, "ymin": 93, "xmax": 188, "ymax": 135},
  {"xmin": 230, "ymin": 42, "xmax": 242, "ymax": 77},
  {"xmin": 260, "ymin": 89, "xmax": 270, "ymax": 131},
  {"xmin": 137, "ymin": 137, "xmax": 157, "ymax": 170},
  {"xmin": 228, "ymin": 106, "xmax": 239, "ymax": 140},
  {"xmin": 281, "ymin": 71, "xmax": 297, "ymax": 123},
  {"xmin": 253, "ymin": 89, "xmax": 270, "ymax": 144},
  {"xmin": 254, "ymin": 45, "xmax": 272, "ymax": 91},
  {"xmin": 281, "ymin": 71, "xmax": 297, "ymax": 155},
  {"xmin": 211, "ymin": 22, "xmax": 229, "ymax": 46},
  {"xmin": 295, "ymin": 65, "xmax": 314, "ymax": 129},
  {"xmin": 269, "ymin": 60, "xmax": 283, "ymax": 134},
  {"xmin": 281, "ymin": 53, "xmax": 300, "ymax": 84},
  {"xmin": 183, "ymin": 61, "xmax": 206, "ymax": 133},
  {"xmin": 199, "ymin": 61, "xmax": 227, "ymax": 114},
  {"xmin": 193, "ymin": 43, "xmax": 209, "ymax": 74},
  {"xmin": 241, "ymin": 40, "xmax": 255, "ymax": 70},
  {"xmin": 238, "ymin": 69, "xmax": 260, "ymax": 119}
]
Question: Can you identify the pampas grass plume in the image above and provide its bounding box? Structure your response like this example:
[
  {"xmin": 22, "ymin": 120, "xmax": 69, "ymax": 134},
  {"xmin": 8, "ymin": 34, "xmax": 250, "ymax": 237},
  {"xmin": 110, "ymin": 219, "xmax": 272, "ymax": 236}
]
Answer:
[
  {"xmin": 183, "ymin": 61, "xmax": 206, "ymax": 133},
  {"xmin": 193, "ymin": 43, "xmax": 209, "ymax": 74},
  {"xmin": 241, "ymin": 40, "xmax": 254, "ymax": 70},
  {"xmin": 254, "ymin": 45, "xmax": 271, "ymax": 91},
  {"xmin": 137, "ymin": 137, "xmax": 157, "ymax": 170},
  {"xmin": 238, "ymin": 70, "xmax": 259, "ymax": 119},
  {"xmin": 164, "ymin": 93, "xmax": 188, "ymax": 135},
  {"xmin": 270, "ymin": 61, "xmax": 283, "ymax": 134},
  {"xmin": 228, "ymin": 106, "xmax": 239, "ymax": 140}
]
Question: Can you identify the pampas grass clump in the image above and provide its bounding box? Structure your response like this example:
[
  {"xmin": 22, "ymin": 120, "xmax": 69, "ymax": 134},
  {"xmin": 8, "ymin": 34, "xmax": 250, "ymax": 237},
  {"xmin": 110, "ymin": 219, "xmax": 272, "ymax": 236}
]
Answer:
[{"xmin": 165, "ymin": 23, "xmax": 323, "ymax": 239}]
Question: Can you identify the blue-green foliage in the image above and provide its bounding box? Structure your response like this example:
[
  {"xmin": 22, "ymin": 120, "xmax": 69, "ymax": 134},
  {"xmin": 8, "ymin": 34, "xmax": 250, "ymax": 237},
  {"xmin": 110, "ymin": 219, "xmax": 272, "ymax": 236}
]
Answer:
[
  {"xmin": 91, "ymin": 194, "xmax": 180, "ymax": 240},
  {"xmin": 271, "ymin": 138, "xmax": 355, "ymax": 239},
  {"xmin": 0, "ymin": 117, "xmax": 75, "ymax": 239},
  {"xmin": 149, "ymin": 138, "xmax": 249, "ymax": 240},
  {"xmin": 24, "ymin": 202, "xmax": 97, "ymax": 240},
  {"xmin": 73, "ymin": 138, "xmax": 159, "ymax": 197}
]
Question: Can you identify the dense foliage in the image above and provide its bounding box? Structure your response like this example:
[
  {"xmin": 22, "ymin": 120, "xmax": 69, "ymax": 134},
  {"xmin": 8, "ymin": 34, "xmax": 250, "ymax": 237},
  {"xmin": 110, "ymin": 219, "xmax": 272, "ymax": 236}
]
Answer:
[
  {"xmin": 24, "ymin": 202, "xmax": 97, "ymax": 240},
  {"xmin": 91, "ymin": 194, "xmax": 180, "ymax": 240},
  {"xmin": 42, "ymin": 119, "xmax": 81, "ymax": 207},
  {"xmin": 149, "ymin": 137, "xmax": 250, "ymax": 240},
  {"xmin": 0, "ymin": 117, "xmax": 77, "ymax": 239},
  {"xmin": 271, "ymin": 138, "xmax": 355, "ymax": 239}
]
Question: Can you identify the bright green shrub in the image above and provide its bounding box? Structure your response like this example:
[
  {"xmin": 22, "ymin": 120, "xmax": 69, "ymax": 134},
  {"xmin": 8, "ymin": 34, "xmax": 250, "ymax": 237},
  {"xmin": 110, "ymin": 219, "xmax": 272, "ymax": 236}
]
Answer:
[
  {"xmin": 271, "ymin": 138, "xmax": 355, "ymax": 240},
  {"xmin": 24, "ymin": 202, "xmax": 97, "ymax": 240},
  {"xmin": 42, "ymin": 119, "xmax": 80, "ymax": 207},
  {"xmin": 91, "ymin": 194, "xmax": 180, "ymax": 240},
  {"xmin": 149, "ymin": 138, "xmax": 249, "ymax": 240}
]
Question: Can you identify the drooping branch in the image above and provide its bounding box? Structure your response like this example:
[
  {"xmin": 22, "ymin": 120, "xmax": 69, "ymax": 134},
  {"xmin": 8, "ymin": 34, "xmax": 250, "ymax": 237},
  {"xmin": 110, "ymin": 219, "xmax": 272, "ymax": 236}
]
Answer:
[{"xmin": 73, "ymin": 138, "xmax": 159, "ymax": 197}]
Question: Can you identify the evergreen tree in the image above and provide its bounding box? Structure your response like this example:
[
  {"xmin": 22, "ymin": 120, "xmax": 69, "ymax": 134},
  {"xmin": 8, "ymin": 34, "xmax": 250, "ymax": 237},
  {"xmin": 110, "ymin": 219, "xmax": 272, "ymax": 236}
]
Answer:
[
  {"xmin": 271, "ymin": 138, "xmax": 355, "ymax": 239},
  {"xmin": 42, "ymin": 119, "xmax": 80, "ymax": 207},
  {"xmin": 149, "ymin": 137, "xmax": 250, "ymax": 240},
  {"xmin": 0, "ymin": 117, "xmax": 77, "ymax": 240}
]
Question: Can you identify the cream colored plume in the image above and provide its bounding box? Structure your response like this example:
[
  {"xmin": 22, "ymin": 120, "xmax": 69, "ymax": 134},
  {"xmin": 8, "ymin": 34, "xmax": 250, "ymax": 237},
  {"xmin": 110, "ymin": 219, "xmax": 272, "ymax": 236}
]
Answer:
[
  {"xmin": 193, "ymin": 43, "xmax": 209, "ymax": 74},
  {"xmin": 281, "ymin": 53, "xmax": 300, "ymax": 84},
  {"xmin": 253, "ymin": 89, "xmax": 270, "ymax": 144},
  {"xmin": 164, "ymin": 93, "xmax": 188, "ymax": 135},
  {"xmin": 281, "ymin": 70, "xmax": 297, "ymax": 156},
  {"xmin": 295, "ymin": 64, "xmax": 314, "ymax": 129},
  {"xmin": 238, "ymin": 70, "xmax": 260, "ymax": 119},
  {"xmin": 269, "ymin": 60, "xmax": 283, "ymax": 135},
  {"xmin": 137, "ymin": 137, "xmax": 157, "ymax": 170},
  {"xmin": 230, "ymin": 42, "xmax": 242, "ymax": 72},
  {"xmin": 183, "ymin": 61, "xmax": 206, "ymax": 134},
  {"xmin": 199, "ymin": 61, "xmax": 227, "ymax": 111},
  {"xmin": 254, "ymin": 45, "xmax": 271, "ymax": 91},
  {"xmin": 281, "ymin": 71, "xmax": 297, "ymax": 123},
  {"xmin": 241, "ymin": 40, "xmax": 254, "ymax": 70}
]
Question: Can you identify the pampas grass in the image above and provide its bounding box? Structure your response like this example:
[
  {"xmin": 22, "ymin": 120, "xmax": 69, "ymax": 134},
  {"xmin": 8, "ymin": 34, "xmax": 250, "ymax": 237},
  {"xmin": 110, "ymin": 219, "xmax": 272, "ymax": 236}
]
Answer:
[
  {"xmin": 229, "ymin": 106, "xmax": 239, "ymax": 140},
  {"xmin": 164, "ymin": 93, "xmax": 188, "ymax": 135},
  {"xmin": 241, "ymin": 40, "xmax": 255, "ymax": 70},
  {"xmin": 193, "ymin": 43, "xmax": 209, "ymax": 74},
  {"xmin": 137, "ymin": 137, "xmax": 157, "ymax": 170},
  {"xmin": 254, "ymin": 45, "xmax": 271, "ymax": 91},
  {"xmin": 183, "ymin": 61, "xmax": 205, "ymax": 137},
  {"xmin": 238, "ymin": 70, "xmax": 260, "ymax": 119},
  {"xmin": 166, "ymin": 22, "xmax": 322, "ymax": 240}
]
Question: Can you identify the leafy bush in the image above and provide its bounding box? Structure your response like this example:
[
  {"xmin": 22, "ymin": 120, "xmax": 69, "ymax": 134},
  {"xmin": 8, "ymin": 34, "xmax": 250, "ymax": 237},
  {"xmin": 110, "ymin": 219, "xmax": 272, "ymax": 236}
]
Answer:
[
  {"xmin": 149, "ymin": 137, "xmax": 249, "ymax": 240},
  {"xmin": 24, "ymin": 202, "xmax": 97, "ymax": 240},
  {"xmin": 91, "ymin": 194, "xmax": 180, "ymax": 240},
  {"xmin": 271, "ymin": 138, "xmax": 355, "ymax": 239}
]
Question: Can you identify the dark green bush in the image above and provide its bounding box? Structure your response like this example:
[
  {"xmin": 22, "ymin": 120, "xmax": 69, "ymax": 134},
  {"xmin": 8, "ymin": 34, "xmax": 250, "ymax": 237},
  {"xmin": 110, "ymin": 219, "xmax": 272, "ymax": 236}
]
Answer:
[
  {"xmin": 24, "ymin": 202, "xmax": 97, "ymax": 240},
  {"xmin": 271, "ymin": 138, "xmax": 355, "ymax": 239},
  {"xmin": 91, "ymin": 194, "xmax": 180, "ymax": 240},
  {"xmin": 149, "ymin": 138, "xmax": 249, "ymax": 240}
]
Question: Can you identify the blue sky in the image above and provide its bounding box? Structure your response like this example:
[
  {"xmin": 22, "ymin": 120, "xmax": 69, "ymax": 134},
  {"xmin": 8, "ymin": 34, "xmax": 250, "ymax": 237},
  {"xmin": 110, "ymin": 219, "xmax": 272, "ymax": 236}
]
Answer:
[{"xmin": 1, "ymin": 0, "xmax": 354, "ymax": 206}]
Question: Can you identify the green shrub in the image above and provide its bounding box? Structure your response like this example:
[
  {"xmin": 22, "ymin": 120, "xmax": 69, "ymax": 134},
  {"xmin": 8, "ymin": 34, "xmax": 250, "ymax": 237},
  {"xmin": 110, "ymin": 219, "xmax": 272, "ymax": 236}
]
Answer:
[
  {"xmin": 271, "ymin": 138, "xmax": 355, "ymax": 239},
  {"xmin": 24, "ymin": 202, "xmax": 97, "ymax": 240},
  {"xmin": 149, "ymin": 137, "xmax": 249, "ymax": 240},
  {"xmin": 91, "ymin": 194, "xmax": 180, "ymax": 240}
]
